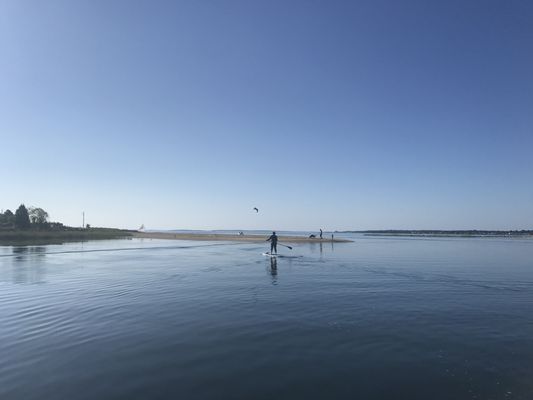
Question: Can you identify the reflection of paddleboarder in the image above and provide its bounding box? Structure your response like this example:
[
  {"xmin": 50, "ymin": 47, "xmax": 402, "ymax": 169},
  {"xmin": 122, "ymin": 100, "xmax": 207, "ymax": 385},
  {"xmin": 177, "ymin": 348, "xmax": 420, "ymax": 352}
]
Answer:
[{"xmin": 266, "ymin": 231, "xmax": 278, "ymax": 254}]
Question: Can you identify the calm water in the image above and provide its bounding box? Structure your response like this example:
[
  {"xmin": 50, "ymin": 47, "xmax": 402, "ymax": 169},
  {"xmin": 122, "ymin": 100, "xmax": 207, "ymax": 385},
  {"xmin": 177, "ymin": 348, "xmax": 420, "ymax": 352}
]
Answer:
[{"xmin": 1, "ymin": 235, "xmax": 532, "ymax": 399}]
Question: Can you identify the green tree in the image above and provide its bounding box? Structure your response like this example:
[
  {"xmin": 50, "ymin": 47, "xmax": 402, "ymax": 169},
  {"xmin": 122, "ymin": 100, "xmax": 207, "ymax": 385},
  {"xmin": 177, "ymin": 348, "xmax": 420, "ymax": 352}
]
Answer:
[
  {"xmin": 29, "ymin": 207, "xmax": 49, "ymax": 225},
  {"xmin": 15, "ymin": 204, "xmax": 31, "ymax": 229},
  {"xmin": 3, "ymin": 209, "xmax": 15, "ymax": 226}
]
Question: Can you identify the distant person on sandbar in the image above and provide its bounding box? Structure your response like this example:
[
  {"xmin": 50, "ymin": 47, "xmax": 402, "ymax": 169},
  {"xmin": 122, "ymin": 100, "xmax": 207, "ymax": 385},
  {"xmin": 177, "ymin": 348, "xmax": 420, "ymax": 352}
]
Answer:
[
  {"xmin": 320, "ymin": 229, "xmax": 323, "ymax": 239},
  {"xmin": 266, "ymin": 231, "xmax": 278, "ymax": 254}
]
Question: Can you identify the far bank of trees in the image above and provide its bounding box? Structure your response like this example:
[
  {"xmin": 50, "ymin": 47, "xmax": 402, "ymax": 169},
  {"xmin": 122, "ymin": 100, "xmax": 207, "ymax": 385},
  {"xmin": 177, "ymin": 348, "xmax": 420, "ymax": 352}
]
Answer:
[{"xmin": 0, "ymin": 204, "xmax": 63, "ymax": 231}]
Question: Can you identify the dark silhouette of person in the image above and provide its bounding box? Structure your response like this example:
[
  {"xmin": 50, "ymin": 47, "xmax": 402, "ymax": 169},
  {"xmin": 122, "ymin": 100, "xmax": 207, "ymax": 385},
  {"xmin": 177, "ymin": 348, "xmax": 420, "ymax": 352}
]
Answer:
[
  {"xmin": 320, "ymin": 229, "xmax": 323, "ymax": 239},
  {"xmin": 267, "ymin": 231, "xmax": 278, "ymax": 254}
]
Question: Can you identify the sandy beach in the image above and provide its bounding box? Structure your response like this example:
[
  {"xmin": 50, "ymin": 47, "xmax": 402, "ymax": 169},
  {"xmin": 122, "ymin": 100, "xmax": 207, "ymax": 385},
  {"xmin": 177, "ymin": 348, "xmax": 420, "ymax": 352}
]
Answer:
[{"xmin": 132, "ymin": 231, "xmax": 352, "ymax": 243}]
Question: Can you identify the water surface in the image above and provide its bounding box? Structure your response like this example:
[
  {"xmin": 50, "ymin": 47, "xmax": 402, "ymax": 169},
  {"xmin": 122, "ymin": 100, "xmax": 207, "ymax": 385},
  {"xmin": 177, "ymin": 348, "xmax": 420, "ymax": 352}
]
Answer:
[{"xmin": 1, "ymin": 235, "xmax": 532, "ymax": 399}]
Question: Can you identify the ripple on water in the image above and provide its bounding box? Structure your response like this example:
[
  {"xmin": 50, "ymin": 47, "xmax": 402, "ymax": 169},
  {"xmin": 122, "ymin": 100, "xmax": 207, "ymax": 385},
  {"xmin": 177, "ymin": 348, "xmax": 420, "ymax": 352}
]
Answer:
[{"xmin": 1, "ymin": 237, "xmax": 533, "ymax": 399}]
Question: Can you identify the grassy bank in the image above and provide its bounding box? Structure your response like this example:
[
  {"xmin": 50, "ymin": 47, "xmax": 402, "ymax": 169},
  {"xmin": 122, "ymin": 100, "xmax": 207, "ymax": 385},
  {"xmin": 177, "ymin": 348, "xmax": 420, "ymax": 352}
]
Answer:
[{"xmin": 0, "ymin": 228, "xmax": 134, "ymax": 245}]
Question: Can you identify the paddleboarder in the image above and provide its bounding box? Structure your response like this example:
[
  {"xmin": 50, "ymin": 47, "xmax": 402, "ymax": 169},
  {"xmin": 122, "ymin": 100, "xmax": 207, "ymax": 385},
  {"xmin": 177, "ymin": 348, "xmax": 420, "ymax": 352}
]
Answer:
[{"xmin": 266, "ymin": 231, "xmax": 278, "ymax": 254}]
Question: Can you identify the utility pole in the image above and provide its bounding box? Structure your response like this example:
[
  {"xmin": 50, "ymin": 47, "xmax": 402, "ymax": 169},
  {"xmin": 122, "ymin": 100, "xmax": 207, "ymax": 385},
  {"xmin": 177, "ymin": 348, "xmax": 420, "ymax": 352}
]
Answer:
[{"xmin": 82, "ymin": 211, "xmax": 85, "ymax": 229}]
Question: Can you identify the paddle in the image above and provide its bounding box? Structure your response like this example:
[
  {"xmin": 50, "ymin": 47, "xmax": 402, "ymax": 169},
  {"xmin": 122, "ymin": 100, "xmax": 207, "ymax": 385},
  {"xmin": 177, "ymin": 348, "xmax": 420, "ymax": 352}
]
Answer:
[{"xmin": 278, "ymin": 243, "xmax": 293, "ymax": 250}]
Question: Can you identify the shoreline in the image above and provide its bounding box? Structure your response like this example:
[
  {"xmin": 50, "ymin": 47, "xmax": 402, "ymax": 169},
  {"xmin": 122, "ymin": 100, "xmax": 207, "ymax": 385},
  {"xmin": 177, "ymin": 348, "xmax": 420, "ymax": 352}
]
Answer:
[
  {"xmin": 0, "ymin": 228, "xmax": 133, "ymax": 246},
  {"xmin": 132, "ymin": 231, "xmax": 352, "ymax": 243},
  {"xmin": 362, "ymin": 233, "xmax": 533, "ymax": 238},
  {"xmin": 341, "ymin": 230, "xmax": 533, "ymax": 237}
]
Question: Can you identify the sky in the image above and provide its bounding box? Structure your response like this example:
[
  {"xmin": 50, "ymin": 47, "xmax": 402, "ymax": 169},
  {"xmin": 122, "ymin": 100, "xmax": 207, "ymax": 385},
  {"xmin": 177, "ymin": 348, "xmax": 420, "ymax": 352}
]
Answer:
[{"xmin": 1, "ymin": 0, "xmax": 532, "ymax": 231}]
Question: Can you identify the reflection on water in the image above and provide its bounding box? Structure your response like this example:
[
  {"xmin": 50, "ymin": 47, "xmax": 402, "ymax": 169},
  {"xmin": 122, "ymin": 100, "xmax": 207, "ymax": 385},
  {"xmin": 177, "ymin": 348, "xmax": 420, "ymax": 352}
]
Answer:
[
  {"xmin": 13, "ymin": 245, "xmax": 46, "ymax": 261},
  {"xmin": 8, "ymin": 246, "xmax": 48, "ymax": 284},
  {"xmin": 269, "ymin": 256, "xmax": 278, "ymax": 284},
  {"xmin": 306, "ymin": 240, "xmax": 335, "ymax": 258}
]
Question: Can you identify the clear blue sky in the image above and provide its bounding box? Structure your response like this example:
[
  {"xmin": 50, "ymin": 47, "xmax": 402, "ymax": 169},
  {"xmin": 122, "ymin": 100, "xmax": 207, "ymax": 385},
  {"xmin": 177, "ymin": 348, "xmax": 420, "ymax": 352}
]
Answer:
[{"xmin": 1, "ymin": 0, "xmax": 532, "ymax": 230}]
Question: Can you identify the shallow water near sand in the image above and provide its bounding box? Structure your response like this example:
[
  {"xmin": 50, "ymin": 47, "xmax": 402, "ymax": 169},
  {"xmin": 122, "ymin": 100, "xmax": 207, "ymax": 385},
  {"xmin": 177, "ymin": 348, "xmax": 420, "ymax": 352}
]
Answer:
[{"xmin": 1, "ymin": 235, "xmax": 532, "ymax": 399}]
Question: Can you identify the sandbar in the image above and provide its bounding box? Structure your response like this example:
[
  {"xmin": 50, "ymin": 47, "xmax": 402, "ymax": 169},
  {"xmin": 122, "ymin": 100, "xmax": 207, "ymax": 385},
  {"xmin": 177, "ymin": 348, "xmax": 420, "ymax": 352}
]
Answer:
[{"xmin": 132, "ymin": 231, "xmax": 352, "ymax": 243}]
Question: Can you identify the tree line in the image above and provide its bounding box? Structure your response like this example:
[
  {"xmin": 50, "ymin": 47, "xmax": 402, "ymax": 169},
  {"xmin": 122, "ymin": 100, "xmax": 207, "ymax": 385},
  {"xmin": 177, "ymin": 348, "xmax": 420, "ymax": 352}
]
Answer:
[{"xmin": 0, "ymin": 204, "xmax": 62, "ymax": 230}]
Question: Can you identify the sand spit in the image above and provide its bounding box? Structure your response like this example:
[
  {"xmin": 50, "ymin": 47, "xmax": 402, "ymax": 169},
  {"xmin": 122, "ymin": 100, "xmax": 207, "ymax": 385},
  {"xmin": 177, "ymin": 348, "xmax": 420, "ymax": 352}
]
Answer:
[{"xmin": 132, "ymin": 231, "xmax": 352, "ymax": 243}]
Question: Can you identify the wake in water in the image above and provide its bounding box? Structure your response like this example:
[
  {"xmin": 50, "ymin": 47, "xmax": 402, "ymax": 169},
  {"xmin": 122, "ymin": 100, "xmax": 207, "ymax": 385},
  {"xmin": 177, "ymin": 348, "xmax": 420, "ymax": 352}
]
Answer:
[{"xmin": 0, "ymin": 242, "xmax": 241, "ymax": 258}]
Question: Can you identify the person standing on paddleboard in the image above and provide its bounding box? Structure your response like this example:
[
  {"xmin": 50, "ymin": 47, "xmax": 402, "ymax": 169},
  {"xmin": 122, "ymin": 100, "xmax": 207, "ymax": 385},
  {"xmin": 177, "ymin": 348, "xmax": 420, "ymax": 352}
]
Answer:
[{"xmin": 267, "ymin": 231, "xmax": 278, "ymax": 254}]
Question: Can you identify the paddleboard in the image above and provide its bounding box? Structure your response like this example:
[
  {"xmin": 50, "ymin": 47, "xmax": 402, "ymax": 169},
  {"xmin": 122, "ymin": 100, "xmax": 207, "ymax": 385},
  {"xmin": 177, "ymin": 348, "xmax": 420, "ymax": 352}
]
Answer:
[{"xmin": 262, "ymin": 253, "xmax": 303, "ymax": 259}]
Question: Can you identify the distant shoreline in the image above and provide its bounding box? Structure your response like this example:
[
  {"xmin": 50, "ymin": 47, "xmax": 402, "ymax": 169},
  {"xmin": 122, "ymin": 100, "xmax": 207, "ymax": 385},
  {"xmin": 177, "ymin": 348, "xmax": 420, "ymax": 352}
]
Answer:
[
  {"xmin": 339, "ymin": 230, "xmax": 533, "ymax": 238},
  {"xmin": 133, "ymin": 231, "xmax": 352, "ymax": 243}
]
